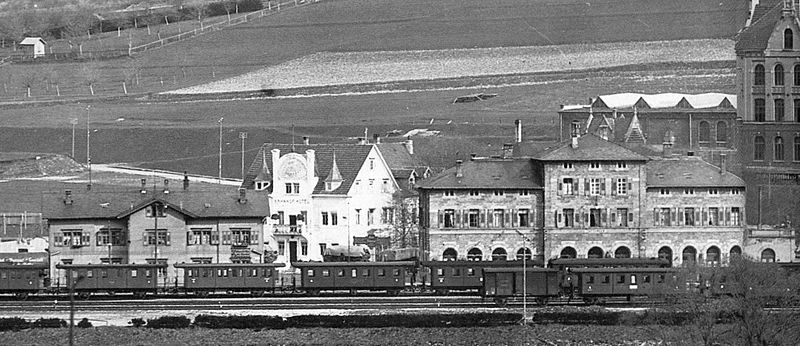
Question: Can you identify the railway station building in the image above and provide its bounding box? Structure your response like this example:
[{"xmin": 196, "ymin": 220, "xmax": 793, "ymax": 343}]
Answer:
[{"xmin": 44, "ymin": 178, "xmax": 269, "ymax": 286}]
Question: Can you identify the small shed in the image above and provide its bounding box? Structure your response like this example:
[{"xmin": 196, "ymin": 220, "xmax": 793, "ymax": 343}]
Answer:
[{"xmin": 18, "ymin": 37, "xmax": 46, "ymax": 58}]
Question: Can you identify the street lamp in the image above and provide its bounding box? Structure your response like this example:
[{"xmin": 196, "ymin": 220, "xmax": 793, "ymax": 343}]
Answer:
[
  {"xmin": 218, "ymin": 117, "xmax": 224, "ymax": 184},
  {"xmin": 515, "ymin": 229, "xmax": 531, "ymax": 325},
  {"xmin": 70, "ymin": 118, "xmax": 78, "ymax": 158},
  {"xmin": 239, "ymin": 131, "xmax": 247, "ymax": 180},
  {"xmin": 85, "ymin": 105, "xmax": 91, "ymax": 186}
]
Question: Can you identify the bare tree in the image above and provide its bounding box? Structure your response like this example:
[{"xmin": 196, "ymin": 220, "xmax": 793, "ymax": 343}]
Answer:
[
  {"xmin": 121, "ymin": 57, "xmax": 143, "ymax": 94},
  {"xmin": 20, "ymin": 70, "xmax": 41, "ymax": 98},
  {"xmin": 80, "ymin": 60, "xmax": 101, "ymax": 96},
  {"xmin": 42, "ymin": 65, "xmax": 62, "ymax": 96},
  {"xmin": 62, "ymin": 10, "xmax": 95, "ymax": 56},
  {"xmin": 388, "ymin": 190, "xmax": 419, "ymax": 249}
]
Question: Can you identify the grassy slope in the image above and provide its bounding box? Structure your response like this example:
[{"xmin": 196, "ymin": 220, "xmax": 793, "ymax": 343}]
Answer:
[{"xmin": 0, "ymin": 0, "xmax": 747, "ymax": 101}]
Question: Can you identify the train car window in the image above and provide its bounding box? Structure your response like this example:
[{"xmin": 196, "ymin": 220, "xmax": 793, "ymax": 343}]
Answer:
[
  {"xmin": 658, "ymin": 274, "xmax": 665, "ymax": 283},
  {"xmin": 131, "ymin": 269, "xmax": 138, "ymax": 278},
  {"xmin": 587, "ymin": 275, "xmax": 594, "ymax": 284},
  {"xmin": 307, "ymin": 269, "xmax": 315, "ymax": 277},
  {"xmin": 436, "ymin": 268, "xmax": 444, "ymax": 276},
  {"xmin": 602, "ymin": 275, "xmax": 610, "ymax": 284},
  {"xmin": 467, "ymin": 268, "xmax": 475, "ymax": 276},
  {"xmin": 0, "ymin": 271, "xmax": 6, "ymax": 279},
  {"xmin": 362, "ymin": 269, "xmax": 370, "ymax": 277},
  {"xmin": 452, "ymin": 268, "xmax": 461, "ymax": 277},
  {"xmin": 630, "ymin": 275, "xmax": 637, "ymax": 285},
  {"xmin": 617, "ymin": 275, "xmax": 625, "ymax": 284},
  {"xmin": 351, "ymin": 269, "xmax": 357, "ymax": 278},
  {"xmin": 393, "ymin": 269, "xmax": 401, "ymax": 276},
  {"xmin": 146, "ymin": 269, "xmax": 152, "ymax": 278},
  {"xmin": 322, "ymin": 269, "xmax": 330, "ymax": 277},
  {"xmin": 377, "ymin": 269, "xmax": 386, "ymax": 276},
  {"xmin": 202, "ymin": 269, "xmax": 209, "ymax": 277},
  {"xmin": 72, "ymin": 270, "xmax": 78, "ymax": 279},
  {"xmin": 337, "ymin": 269, "xmax": 345, "ymax": 277},
  {"xmin": 644, "ymin": 275, "xmax": 651, "ymax": 283},
  {"xmin": 232, "ymin": 269, "xmax": 240, "ymax": 277},
  {"xmin": 265, "ymin": 269, "xmax": 272, "ymax": 277},
  {"xmin": 188, "ymin": 269, "xmax": 194, "ymax": 278},
  {"xmin": 101, "ymin": 270, "xmax": 108, "ymax": 278}
]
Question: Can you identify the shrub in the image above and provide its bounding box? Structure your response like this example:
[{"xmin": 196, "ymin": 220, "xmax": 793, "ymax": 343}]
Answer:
[
  {"xmin": 0, "ymin": 317, "xmax": 29, "ymax": 331},
  {"xmin": 194, "ymin": 315, "xmax": 286, "ymax": 329},
  {"xmin": 129, "ymin": 318, "xmax": 146, "ymax": 328},
  {"xmin": 77, "ymin": 318, "xmax": 93, "ymax": 328},
  {"xmin": 237, "ymin": 0, "xmax": 264, "ymax": 12},
  {"xmin": 146, "ymin": 316, "xmax": 191, "ymax": 329},
  {"xmin": 32, "ymin": 318, "xmax": 67, "ymax": 328}
]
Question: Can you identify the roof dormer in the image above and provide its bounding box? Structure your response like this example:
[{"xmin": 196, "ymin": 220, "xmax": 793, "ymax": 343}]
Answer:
[
  {"xmin": 324, "ymin": 151, "xmax": 343, "ymax": 191},
  {"xmin": 254, "ymin": 149, "xmax": 272, "ymax": 191}
]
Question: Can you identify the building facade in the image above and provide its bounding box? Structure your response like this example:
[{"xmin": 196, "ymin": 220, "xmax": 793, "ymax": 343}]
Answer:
[
  {"xmin": 417, "ymin": 158, "xmax": 545, "ymax": 262},
  {"xmin": 735, "ymin": 1, "xmax": 800, "ymax": 229}
]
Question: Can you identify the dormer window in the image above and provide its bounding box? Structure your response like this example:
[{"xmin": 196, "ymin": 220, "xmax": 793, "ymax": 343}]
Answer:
[
  {"xmin": 562, "ymin": 162, "xmax": 573, "ymax": 170},
  {"xmin": 256, "ymin": 181, "xmax": 270, "ymax": 191},
  {"xmin": 589, "ymin": 162, "xmax": 601, "ymax": 170},
  {"xmin": 616, "ymin": 161, "xmax": 627, "ymax": 170},
  {"xmin": 785, "ymin": 28, "xmax": 793, "ymax": 50},
  {"xmin": 285, "ymin": 183, "xmax": 299, "ymax": 194},
  {"xmin": 443, "ymin": 190, "xmax": 455, "ymax": 197}
]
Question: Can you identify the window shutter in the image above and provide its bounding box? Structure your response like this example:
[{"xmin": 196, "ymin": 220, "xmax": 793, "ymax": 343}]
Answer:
[
  {"xmin": 702, "ymin": 209, "xmax": 708, "ymax": 225},
  {"xmin": 584, "ymin": 179, "xmax": 590, "ymax": 196},
  {"xmin": 251, "ymin": 231, "xmax": 259, "ymax": 244},
  {"xmin": 430, "ymin": 211, "xmax": 437, "ymax": 228},
  {"xmin": 555, "ymin": 212, "xmax": 560, "ymax": 228},
  {"xmin": 186, "ymin": 231, "xmax": 192, "ymax": 245},
  {"xmin": 54, "ymin": 233, "xmax": 62, "ymax": 247},
  {"xmin": 600, "ymin": 179, "xmax": 606, "ymax": 195},
  {"xmin": 610, "ymin": 211, "xmax": 616, "ymax": 225},
  {"xmin": 82, "ymin": 234, "xmax": 90, "ymax": 246},
  {"xmin": 455, "ymin": 211, "xmax": 462, "ymax": 228},
  {"xmin": 695, "ymin": 209, "xmax": 701, "ymax": 226},
  {"xmin": 718, "ymin": 209, "xmax": 724, "ymax": 226},
  {"xmin": 511, "ymin": 209, "xmax": 517, "ymax": 227},
  {"xmin": 438, "ymin": 210, "xmax": 443, "ymax": 227},
  {"xmin": 653, "ymin": 208, "xmax": 660, "ymax": 226},
  {"xmin": 487, "ymin": 210, "xmax": 493, "ymax": 227},
  {"xmin": 480, "ymin": 210, "xmax": 486, "ymax": 227},
  {"xmin": 671, "ymin": 208, "xmax": 677, "ymax": 224},
  {"xmin": 611, "ymin": 180, "xmax": 617, "ymax": 195},
  {"xmin": 628, "ymin": 212, "xmax": 634, "ymax": 222},
  {"xmin": 725, "ymin": 208, "xmax": 731, "ymax": 226},
  {"xmin": 211, "ymin": 231, "xmax": 220, "ymax": 245},
  {"xmin": 557, "ymin": 182, "xmax": 563, "ymax": 195},
  {"xmin": 572, "ymin": 180, "xmax": 579, "ymax": 195},
  {"xmin": 678, "ymin": 208, "xmax": 684, "ymax": 226},
  {"xmin": 601, "ymin": 209, "xmax": 607, "ymax": 225},
  {"xmin": 166, "ymin": 232, "xmax": 171, "ymax": 246},
  {"xmin": 627, "ymin": 182, "xmax": 632, "ymax": 192},
  {"xmin": 583, "ymin": 212, "xmax": 589, "ymax": 227},
  {"xmin": 504, "ymin": 210, "xmax": 510, "ymax": 227}
]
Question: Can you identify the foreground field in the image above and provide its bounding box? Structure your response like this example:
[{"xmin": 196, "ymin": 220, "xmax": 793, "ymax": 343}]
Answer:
[
  {"xmin": 0, "ymin": 324, "xmax": 744, "ymax": 345},
  {"xmin": 171, "ymin": 39, "xmax": 734, "ymax": 93}
]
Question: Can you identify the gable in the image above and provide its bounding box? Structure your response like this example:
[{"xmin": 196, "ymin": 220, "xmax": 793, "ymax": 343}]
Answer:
[{"xmin": 765, "ymin": 14, "xmax": 800, "ymax": 51}]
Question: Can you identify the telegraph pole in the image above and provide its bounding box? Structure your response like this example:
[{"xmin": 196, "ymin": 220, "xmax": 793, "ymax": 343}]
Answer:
[
  {"xmin": 239, "ymin": 132, "xmax": 247, "ymax": 180},
  {"xmin": 70, "ymin": 118, "xmax": 77, "ymax": 158},
  {"xmin": 86, "ymin": 106, "xmax": 91, "ymax": 186},
  {"xmin": 218, "ymin": 117, "xmax": 224, "ymax": 184}
]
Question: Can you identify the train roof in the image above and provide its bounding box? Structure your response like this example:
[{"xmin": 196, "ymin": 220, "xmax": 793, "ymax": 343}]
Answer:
[
  {"xmin": 174, "ymin": 262, "xmax": 286, "ymax": 268},
  {"xmin": 55, "ymin": 263, "xmax": 168, "ymax": 269},
  {"xmin": 548, "ymin": 258, "xmax": 669, "ymax": 267},
  {"xmin": 0, "ymin": 262, "xmax": 49, "ymax": 269},
  {"xmin": 570, "ymin": 267, "xmax": 678, "ymax": 273},
  {"xmin": 421, "ymin": 260, "xmax": 543, "ymax": 267},
  {"xmin": 483, "ymin": 267, "xmax": 559, "ymax": 273},
  {"xmin": 292, "ymin": 261, "xmax": 416, "ymax": 267}
]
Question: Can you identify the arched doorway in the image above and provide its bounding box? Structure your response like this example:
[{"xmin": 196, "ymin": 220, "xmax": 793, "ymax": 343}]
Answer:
[
  {"xmin": 560, "ymin": 247, "xmax": 577, "ymax": 259},
  {"xmin": 442, "ymin": 248, "xmax": 457, "ymax": 261},
  {"xmin": 682, "ymin": 246, "xmax": 697, "ymax": 266},
  {"xmin": 467, "ymin": 248, "xmax": 482, "ymax": 261},
  {"xmin": 761, "ymin": 248, "xmax": 776, "ymax": 263},
  {"xmin": 706, "ymin": 246, "xmax": 721, "ymax": 266},
  {"xmin": 491, "ymin": 248, "xmax": 507, "ymax": 261},
  {"xmin": 614, "ymin": 246, "xmax": 631, "ymax": 259},
  {"xmin": 588, "ymin": 247, "xmax": 604, "ymax": 259},
  {"xmin": 658, "ymin": 246, "xmax": 673, "ymax": 266},
  {"xmin": 730, "ymin": 246, "xmax": 742, "ymax": 260},
  {"xmin": 516, "ymin": 248, "xmax": 532, "ymax": 260}
]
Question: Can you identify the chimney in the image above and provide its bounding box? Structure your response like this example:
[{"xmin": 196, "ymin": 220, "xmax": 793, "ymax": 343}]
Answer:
[
  {"xmin": 163, "ymin": 179, "xmax": 170, "ymax": 194},
  {"xmin": 86, "ymin": 183, "xmax": 91, "ymax": 191},
  {"xmin": 63, "ymin": 190, "xmax": 73, "ymax": 205},
  {"xmin": 357, "ymin": 137, "xmax": 367, "ymax": 145},
  {"xmin": 302, "ymin": 136, "xmax": 310, "ymax": 145},
  {"xmin": 455, "ymin": 160, "xmax": 464, "ymax": 178},
  {"xmin": 662, "ymin": 129, "xmax": 674, "ymax": 158},
  {"xmin": 514, "ymin": 119, "xmax": 522, "ymax": 143},
  {"xmin": 238, "ymin": 187, "xmax": 247, "ymax": 204},
  {"xmin": 687, "ymin": 151, "xmax": 695, "ymax": 157},
  {"xmin": 502, "ymin": 143, "xmax": 514, "ymax": 159},
  {"xmin": 183, "ymin": 171, "xmax": 189, "ymax": 190},
  {"xmin": 720, "ymin": 153, "xmax": 727, "ymax": 174},
  {"xmin": 373, "ymin": 133, "xmax": 381, "ymax": 144},
  {"xmin": 140, "ymin": 178, "xmax": 147, "ymax": 194},
  {"xmin": 570, "ymin": 120, "xmax": 580, "ymax": 148},
  {"xmin": 470, "ymin": 153, "xmax": 477, "ymax": 160},
  {"xmin": 403, "ymin": 137, "xmax": 414, "ymax": 155}
]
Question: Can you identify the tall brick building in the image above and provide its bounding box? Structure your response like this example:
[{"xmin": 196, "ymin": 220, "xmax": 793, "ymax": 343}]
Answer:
[{"xmin": 735, "ymin": 0, "xmax": 800, "ymax": 227}]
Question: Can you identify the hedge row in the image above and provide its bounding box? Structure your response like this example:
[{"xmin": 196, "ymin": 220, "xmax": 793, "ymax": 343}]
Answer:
[{"xmin": 0, "ymin": 318, "xmax": 69, "ymax": 331}]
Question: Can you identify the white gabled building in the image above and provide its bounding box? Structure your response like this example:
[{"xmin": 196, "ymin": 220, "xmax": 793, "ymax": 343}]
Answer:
[{"xmin": 243, "ymin": 141, "xmax": 400, "ymax": 265}]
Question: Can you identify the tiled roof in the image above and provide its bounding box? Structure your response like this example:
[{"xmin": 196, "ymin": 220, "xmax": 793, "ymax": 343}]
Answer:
[
  {"xmin": 416, "ymin": 159, "xmax": 542, "ymax": 190},
  {"xmin": 646, "ymin": 156, "xmax": 745, "ymax": 188},
  {"xmin": 735, "ymin": 1, "xmax": 783, "ymax": 52},
  {"xmin": 564, "ymin": 93, "xmax": 737, "ymax": 111},
  {"xmin": 376, "ymin": 142, "xmax": 429, "ymax": 174},
  {"xmin": 242, "ymin": 144, "xmax": 374, "ymax": 195},
  {"xmin": 537, "ymin": 134, "xmax": 650, "ymax": 162},
  {"xmin": 512, "ymin": 141, "xmax": 560, "ymax": 158},
  {"xmin": 44, "ymin": 188, "xmax": 268, "ymax": 220}
]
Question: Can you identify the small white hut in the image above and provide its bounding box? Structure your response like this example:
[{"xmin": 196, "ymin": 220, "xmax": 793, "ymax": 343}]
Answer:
[{"xmin": 19, "ymin": 37, "xmax": 46, "ymax": 58}]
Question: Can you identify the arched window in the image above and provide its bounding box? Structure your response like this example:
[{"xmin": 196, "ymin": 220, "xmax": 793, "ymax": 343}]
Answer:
[
  {"xmin": 491, "ymin": 248, "xmax": 507, "ymax": 261},
  {"xmin": 785, "ymin": 28, "xmax": 794, "ymax": 49},
  {"xmin": 716, "ymin": 121, "xmax": 727, "ymax": 144},
  {"xmin": 658, "ymin": 246, "xmax": 673, "ymax": 267},
  {"xmin": 706, "ymin": 246, "xmax": 721, "ymax": 266},
  {"xmin": 467, "ymin": 248, "xmax": 482, "ymax": 261},
  {"xmin": 775, "ymin": 64, "xmax": 785, "ymax": 86},
  {"xmin": 682, "ymin": 246, "xmax": 697, "ymax": 266},
  {"xmin": 755, "ymin": 98, "xmax": 766, "ymax": 122},
  {"xmin": 761, "ymin": 248, "xmax": 776, "ymax": 262},
  {"xmin": 754, "ymin": 136, "xmax": 765, "ymax": 161},
  {"xmin": 795, "ymin": 137, "xmax": 800, "ymax": 161},
  {"xmin": 755, "ymin": 64, "xmax": 765, "ymax": 85},
  {"xmin": 442, "ymin": 248, "xmax": 457, "ymax": 261},
  {"xmin": 698, "ymin": 121, "xmax": 710, "ymax": 145},
  {"xmin": 516, "ymin": 247, "xmax": 532, "ymax": 260},
  {"xmin": 560, "ymin": 247, "xmax": 577, "ymax": 259},
  {"xmin": 775, "ymin": 136, "xmax": 784, "ymax": 161},
  {"xmin": 587, "ymin": 246, "xmax": 604, "ymax": 259},
  {"xmin": 794, "ymin": 65, "xmax": 800, "ymax": 85},
  {"xmin": 614, "ymin": 246, "xmax": 631, "ymax": 259},
  {"xmin": 730, "ymin": 246, "xmax": 742, "ymax": 259},
  {"xmin": 775, "ymin": 99, "xmax": 785, "ymax": 121},
  {"xmin": 795, "ymin": 99, "xmax": 800, "ymax": 122}
]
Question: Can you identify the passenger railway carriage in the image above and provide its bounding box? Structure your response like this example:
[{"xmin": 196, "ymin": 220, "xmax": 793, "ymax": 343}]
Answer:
[
  {"xmin": 174, "ymin": 262, "xmax": 285, "ymax": 296},
  {"xmin": 55, "ymin": 263, "xmax": 168, "ymax": 299},
  {"xmin": 572, "ymin": 267, "xmax": 681, "ymax": 304},
  {"xmin": 293, "ymin": 261, "xmax": 416, "ymax": 295},
  {"xmin": 0, "ymin": 262, "xmax": 48, "ymax": 299},
  {"xmin": 482, "ymin": 267, "xmax": 560, "ymax": 307},
  {"xmin": 422, "ymin": 260, "xmax": 543, "ymax": 294}
]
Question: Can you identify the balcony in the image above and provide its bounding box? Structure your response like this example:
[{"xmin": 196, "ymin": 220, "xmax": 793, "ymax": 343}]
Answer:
[
  {"xmin": 771, "ymin": 86, "xmax": 785, "ymax": 95},
  {"xmin": 751, "ymin": 85, "xmax": 765, "ymax": 94},
  {"xmin": 273, "ymin": 224, "xmax": 302, "ymax": 235},
  {"xmin": 792, "ymin": 86, "xmax": 800, "ymax": 94},
  {"xmin": 747, "ymin": 228, "xmax": 795, "ymax": 238}
]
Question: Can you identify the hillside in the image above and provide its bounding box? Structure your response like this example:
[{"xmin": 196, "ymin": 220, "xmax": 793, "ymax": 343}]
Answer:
[{"xmin": 0, "ymin": 0, "xmax": 749, "ymax": 102}]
